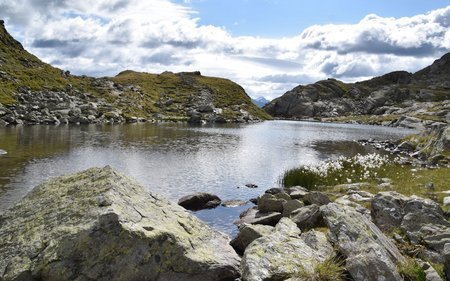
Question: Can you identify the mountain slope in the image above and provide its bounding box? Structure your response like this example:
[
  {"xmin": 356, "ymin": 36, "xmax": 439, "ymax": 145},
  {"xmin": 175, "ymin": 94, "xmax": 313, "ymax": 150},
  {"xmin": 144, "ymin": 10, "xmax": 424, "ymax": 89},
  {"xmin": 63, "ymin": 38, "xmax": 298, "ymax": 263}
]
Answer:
[
  {"xmin": 0, "ymin": 20, "xmax": 270, "ymax": 125},
  {"xmin": 264, "ymin": 53, "xmax": 450, "ymax": 128}
]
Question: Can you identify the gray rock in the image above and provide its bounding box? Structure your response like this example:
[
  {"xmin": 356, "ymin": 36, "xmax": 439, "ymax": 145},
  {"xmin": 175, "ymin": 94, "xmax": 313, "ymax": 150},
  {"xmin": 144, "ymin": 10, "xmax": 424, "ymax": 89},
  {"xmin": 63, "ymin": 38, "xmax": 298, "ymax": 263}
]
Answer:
[
  {"xmin": 335, "ymin": 196, "xmax": 371, "ymax": 220},
  {"xmin": 221, "ymin": 200, "xmax": 247, "ymax": 207},
  {"xmin": 420, "ymin": 261, "xmax": 444, "ymax": 281},
  {"xmin": 282, "ymin": 199, "xmax": 304, "ymax": 217},
  {"xmin": 371, "ymin": 191, "xmax": 409, "ymax": 231},
  {"xmin": 0, "ymin": 167, "xmax": 240, "ymax": 281},
  {"xmin": 444, "ymin": 243, "xmax": 450, "ymax": 280},
  {"xmin": 321, "ymin": 203, "xmax": 405, "ymax": 281},
  {"xmin": 257, "ymin": 193, "xmax": 289, "ymax": 213},
  {"xmin": 290, "ymin": 204, "xmax": 322, "ymax": 230},
  {"xmin": 230, "ymin": 224, "xmax": 274, "ymax": 255},
  {"xmin": 0, "ymin": 149, "xmax": 6, "ymax": 155},
  {"xmin": 303, "ymin": 191, "xmax": 331, "ymax": 206},
  {"xmin": 178, "ymin": 192, "xmax": 221, "ymax": 211},
  {"xmin": 300, "ymin": 229, "xmax": 334, "ymax": 261},
  {"xmin": 443, "ymin": 196, "xmax": 450, "ymax": 207},
  {"xmin": 284, "ymin": 186, "xmax": 309, "ymax": 200},
  {"xmin": 241, "ymin": 218, "xmax": 333, "ymax": 281},
  {"xmin": 235, "ymin": 206, "xmax": 282, "ymax": 226}
]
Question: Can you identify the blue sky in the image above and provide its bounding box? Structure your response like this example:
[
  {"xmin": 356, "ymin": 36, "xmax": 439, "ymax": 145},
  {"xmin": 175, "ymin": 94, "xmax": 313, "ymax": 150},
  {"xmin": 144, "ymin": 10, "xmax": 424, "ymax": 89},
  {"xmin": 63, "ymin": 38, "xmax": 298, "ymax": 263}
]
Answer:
[
  {"xmin": 0, "ymin": 0, "xmax": 449, "ymax": 99},
  {"xmin": 177, "ymin": 0, "xmax": 450, "ymax": 37}
]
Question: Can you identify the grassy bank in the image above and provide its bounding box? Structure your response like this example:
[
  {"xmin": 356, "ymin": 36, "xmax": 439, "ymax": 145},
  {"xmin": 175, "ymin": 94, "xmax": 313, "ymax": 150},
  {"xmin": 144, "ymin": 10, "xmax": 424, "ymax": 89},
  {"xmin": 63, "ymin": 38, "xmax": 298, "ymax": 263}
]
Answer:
[{"xmin": 281, "ymin": 153, "xmax": 450, "ymax": 207}]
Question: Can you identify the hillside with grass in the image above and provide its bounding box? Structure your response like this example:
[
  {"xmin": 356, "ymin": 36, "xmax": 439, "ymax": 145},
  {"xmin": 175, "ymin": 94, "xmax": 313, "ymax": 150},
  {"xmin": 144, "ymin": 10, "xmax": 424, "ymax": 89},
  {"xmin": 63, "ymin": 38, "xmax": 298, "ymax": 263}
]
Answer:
[{"xmin": 0, "ymin": 20, "xmax": 270, "ymax": 126}]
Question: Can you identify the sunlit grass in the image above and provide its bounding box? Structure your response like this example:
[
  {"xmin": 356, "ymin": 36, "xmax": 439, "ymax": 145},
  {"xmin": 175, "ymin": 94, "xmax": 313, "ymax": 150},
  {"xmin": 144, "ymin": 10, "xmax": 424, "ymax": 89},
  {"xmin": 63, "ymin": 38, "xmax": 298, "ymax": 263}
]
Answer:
[{"xmin": 281, "ymin": 154, "xmax": 450, "ymax": 206}]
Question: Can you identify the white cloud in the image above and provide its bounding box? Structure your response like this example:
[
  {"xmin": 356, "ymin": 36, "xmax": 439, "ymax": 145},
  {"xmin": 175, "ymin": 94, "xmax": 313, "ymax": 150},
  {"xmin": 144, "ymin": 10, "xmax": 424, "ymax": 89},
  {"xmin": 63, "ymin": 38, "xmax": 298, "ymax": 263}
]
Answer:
[{"xmin": 0, "ymin": 1, "xmax": 449, "ymax": 100}]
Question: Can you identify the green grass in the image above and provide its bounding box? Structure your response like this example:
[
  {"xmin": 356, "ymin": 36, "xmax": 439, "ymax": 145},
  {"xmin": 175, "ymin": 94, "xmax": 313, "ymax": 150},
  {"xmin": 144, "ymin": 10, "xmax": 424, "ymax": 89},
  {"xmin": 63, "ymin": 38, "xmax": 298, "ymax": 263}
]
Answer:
[
  {"xmin": 281, "ymin": 155, "xmax": 450, "ymax": 206},
  {"xmin": 1, "ymin": 24, "xmax": 271, "ymax": 121},
  {"xmin": 292, "ymin": 257, "xmax": 346, "ymax": 281},
  {"xmin": 397, "ymin": 258, "xmax": 426, "ymax": 281}
]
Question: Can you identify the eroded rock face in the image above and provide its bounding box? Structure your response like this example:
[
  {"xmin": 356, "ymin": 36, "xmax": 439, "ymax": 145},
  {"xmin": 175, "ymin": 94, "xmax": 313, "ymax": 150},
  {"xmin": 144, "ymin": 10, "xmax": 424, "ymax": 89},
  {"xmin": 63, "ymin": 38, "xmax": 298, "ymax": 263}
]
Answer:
[
  {"xmin": 240, "ymin": 218, "xmax": 334, "ymax": 281},
  {"xmin": 371, "ymin": 192, "xmax": 450, "ymax": 252},
  {"xmin": 321, "ymin": 203, "xmax": 405, "ymax": 281},
  {"xmin": 0, "ymin": 167, "xmax": 240, "ymax": 281}
]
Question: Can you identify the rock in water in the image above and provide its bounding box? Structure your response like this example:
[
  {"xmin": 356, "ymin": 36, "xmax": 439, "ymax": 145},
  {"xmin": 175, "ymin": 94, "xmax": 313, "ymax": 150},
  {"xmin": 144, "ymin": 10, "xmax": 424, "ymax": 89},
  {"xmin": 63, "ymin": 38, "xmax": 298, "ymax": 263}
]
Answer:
[
  {"xmin": 0, "ymin": 149, "xmax": 6, "ymax": 155},
  {"xmin": 178, "ymin": 192, "xmax": 222, "ymax": 211},
  {"xmin": 321, "ymin": 203, "xmax": 405, "ymax": 281},
  {"xmin": 0, "ymin": 167, "xmax": 240, "ymax": 281}
]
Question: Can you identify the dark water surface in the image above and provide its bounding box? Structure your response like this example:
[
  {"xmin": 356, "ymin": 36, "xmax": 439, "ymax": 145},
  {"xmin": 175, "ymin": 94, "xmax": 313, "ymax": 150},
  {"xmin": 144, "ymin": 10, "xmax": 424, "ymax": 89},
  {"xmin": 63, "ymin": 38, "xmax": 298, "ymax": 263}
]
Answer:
[{"xmin": 0, "ymin": 120, "xmax": 415, "ymax": 235}]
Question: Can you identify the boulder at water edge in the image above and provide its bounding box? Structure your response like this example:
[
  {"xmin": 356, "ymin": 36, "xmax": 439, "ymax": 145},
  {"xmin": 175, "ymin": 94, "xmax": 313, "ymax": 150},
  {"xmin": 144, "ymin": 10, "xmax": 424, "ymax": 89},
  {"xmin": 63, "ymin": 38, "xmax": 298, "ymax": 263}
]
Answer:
[{"xmin": 0, "ymin": 167, "xmax": 240, "ymax": 281}]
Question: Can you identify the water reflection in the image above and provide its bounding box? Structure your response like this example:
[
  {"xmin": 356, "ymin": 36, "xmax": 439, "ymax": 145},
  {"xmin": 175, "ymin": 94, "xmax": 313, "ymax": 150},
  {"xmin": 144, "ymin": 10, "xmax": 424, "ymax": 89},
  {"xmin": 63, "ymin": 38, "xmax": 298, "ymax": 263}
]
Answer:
[{"xmin": 0, "ymin": 120, "xmax": 416, "ymax": 234}]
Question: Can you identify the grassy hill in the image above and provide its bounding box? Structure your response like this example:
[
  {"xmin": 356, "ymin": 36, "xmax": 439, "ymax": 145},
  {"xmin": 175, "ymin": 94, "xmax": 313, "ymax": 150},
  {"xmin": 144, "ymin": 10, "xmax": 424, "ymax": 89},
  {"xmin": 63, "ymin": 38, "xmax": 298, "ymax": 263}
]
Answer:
[{"xmin": 0, "ymin": 20, "xmax": 270, "ymax": 124}]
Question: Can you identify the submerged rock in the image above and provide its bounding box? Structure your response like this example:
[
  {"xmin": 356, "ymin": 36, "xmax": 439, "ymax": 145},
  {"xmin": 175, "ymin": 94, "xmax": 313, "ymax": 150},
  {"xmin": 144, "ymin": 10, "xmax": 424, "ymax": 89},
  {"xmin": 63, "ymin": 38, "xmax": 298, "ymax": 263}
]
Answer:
[
  {"xmin": 0, "ymin": 167, "xmax": 240, "ymax": 281},
  {"xmin": 178, "ymin": 192, "xmax": 222, "ymax": 211}
]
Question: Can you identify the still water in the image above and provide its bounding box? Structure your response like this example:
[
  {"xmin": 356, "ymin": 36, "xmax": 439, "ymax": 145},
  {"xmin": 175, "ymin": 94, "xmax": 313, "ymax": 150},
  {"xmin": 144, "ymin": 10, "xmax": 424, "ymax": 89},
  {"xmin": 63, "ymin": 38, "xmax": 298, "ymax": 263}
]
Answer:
[{"xmin": 0, "ymin": 120, "xmax": 415, "ymax": 235}]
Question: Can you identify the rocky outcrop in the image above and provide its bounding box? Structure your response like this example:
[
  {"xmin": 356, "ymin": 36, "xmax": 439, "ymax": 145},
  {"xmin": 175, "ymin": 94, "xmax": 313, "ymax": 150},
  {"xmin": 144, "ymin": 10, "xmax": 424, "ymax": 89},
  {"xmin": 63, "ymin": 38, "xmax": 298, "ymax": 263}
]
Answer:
[
  {"xmin": 0, "ymin": 167, "xmax": 240, "ymax": 281},
  {"xmin": 264, "ymin": 52, "xmax": 450, "ymax": 129},
  {"xmin": 371, "ymin": 192, "xmax": 450, "ymax": 257},
  {"xmin": 321, "ymin": 203, "xmax": 405, "ymax": 281},
  {"xmin": 0, "ymin": 21, "xmax": 270, "ymax": 127},
  {"xmin": 178, "ymin": 192, "xmax": 221, "ymax": 211},
  {"xmin": 240, "ymin": 218, "xmax": 334, "ymax": 281}
]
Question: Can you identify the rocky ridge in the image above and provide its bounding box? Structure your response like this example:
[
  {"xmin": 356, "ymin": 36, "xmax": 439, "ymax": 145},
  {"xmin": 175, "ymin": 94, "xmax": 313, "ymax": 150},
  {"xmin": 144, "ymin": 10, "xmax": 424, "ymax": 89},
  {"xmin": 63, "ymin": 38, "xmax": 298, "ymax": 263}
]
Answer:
[
  {"xmin": 264, "ymin": 53, "xmax": 450, "ymax": 130},
  {"xmin": 0, "ymin": 20, "xmax": 270, "ymax": 126}
]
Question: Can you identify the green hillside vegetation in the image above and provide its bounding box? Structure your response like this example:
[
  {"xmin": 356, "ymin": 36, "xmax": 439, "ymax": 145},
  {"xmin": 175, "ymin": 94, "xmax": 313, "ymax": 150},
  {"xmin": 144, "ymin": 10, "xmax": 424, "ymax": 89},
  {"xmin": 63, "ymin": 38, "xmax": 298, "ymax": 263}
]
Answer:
[{"xmin": 0, "ymin": 20, "xmax": 269, "ymax": 122}]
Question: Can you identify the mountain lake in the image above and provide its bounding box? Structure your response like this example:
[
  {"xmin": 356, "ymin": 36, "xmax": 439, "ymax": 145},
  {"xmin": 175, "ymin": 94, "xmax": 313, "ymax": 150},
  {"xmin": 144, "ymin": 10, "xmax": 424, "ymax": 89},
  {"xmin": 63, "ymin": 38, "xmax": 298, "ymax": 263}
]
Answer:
[{"xmin": 0, "ymin": 120, "xmax": 416, "ymax": 235}]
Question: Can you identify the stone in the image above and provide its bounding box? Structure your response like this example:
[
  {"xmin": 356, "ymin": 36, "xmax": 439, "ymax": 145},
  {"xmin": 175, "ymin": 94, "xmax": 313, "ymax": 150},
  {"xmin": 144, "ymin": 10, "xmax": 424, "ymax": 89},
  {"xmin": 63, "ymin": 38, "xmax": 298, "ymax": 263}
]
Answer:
[
  {"xmin": 284, "ymin": 186, "xmax": 309, "ymax": 199},
  {"xmin": 257, "ymin": 193, "xmax": 289, "ymax": 213},
  {"xmin": 289, "ymin": 204, "xmax": 322, "ymax": 230},
  {"xmin": 371, "ymin": 191, "xmax": 410, "ymax": 231},
  {"xmin": 230, "ymin": 224, "xmax": 274, "ymax": 255},
  {"xmin": 444, "ymin": 196, "xmax": 450, "ymax": 207},
  {"xmin": 178, "ymin": 192, "xmax": 221, "ymax": 211},
  {"xmin": 0, "ymin": 149, "xmax": 6, "ymax": 155},
  {"xmin": 420, "ymin": 261, "xmax": 444, "ymax": 281},
  {"xmin": 303, "ymin": 191, "xmax": 331, "ymax": 206},
  {"xmin": 335, "ymin": 196, "xmax": 371, "ymax": 220},
  {"xmin": 321, "ymin": 203, "xmax": 405, "ymax": 281},
  {"xmin": 235, "ymin": 206, "xmax": 282, "ymax": 226},
  {"xmin": 0, "ymin": 167, "xmax": 240, "ymax": 281},
  {"xmin": 221, "ymin": 200, "xmax": 247, "ymax": 207},
  {"xmin": 300, "ymin": 229, "xmax": 334, "ymax": 261},
  {"xmin": 241, "ymin": 218, "xmax": 333, "ymax": 281},
  {"xmin": 444, "ymin": 243, "xmax": 450, "ymax": 280},
  {"xmin": 282, "ymin": 199, "xmax": 304, "ymax": 217}
]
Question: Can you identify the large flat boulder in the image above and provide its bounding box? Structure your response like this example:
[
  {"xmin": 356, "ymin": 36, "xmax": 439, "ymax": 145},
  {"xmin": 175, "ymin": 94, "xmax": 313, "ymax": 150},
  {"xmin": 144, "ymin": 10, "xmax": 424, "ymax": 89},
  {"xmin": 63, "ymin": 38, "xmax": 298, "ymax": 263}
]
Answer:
[
  {"xmin": 321, "ymin": 203, "xmax": 405, "ymax": 281},
  {"xmin": 0, "ymin": 167, "xmax": 240, "ymax": 281}
]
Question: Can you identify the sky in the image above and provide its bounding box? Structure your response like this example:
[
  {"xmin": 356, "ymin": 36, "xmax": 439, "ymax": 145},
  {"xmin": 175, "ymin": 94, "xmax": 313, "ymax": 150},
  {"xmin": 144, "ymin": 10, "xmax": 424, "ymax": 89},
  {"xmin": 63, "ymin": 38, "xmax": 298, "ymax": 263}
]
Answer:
[{"xmin": 0, "ymin": 1, "xmax": 450, "ymax": 100}]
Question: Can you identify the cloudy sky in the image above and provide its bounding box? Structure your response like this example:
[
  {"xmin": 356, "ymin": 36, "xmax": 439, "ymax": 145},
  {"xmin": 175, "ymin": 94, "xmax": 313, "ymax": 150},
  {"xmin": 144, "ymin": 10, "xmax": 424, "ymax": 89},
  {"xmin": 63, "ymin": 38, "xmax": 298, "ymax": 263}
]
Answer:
[{"xmin": 0, "ymin": 0, "xmax": 450, "ymax": 100}]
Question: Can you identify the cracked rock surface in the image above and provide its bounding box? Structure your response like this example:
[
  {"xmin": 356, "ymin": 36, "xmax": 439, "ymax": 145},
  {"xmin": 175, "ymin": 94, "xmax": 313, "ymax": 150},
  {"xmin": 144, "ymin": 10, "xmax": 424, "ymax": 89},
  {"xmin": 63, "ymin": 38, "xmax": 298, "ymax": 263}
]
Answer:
[{"xmin": 0, "ymin": 166, "xmax": 240, "ymax": 281}]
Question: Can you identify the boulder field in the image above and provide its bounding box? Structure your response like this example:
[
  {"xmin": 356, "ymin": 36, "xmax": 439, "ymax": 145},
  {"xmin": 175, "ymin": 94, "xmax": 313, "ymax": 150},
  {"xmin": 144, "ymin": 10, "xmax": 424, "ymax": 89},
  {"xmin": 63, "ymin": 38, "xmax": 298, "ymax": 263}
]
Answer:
[{"xmin": 1, "ymin": 168, "xmax": 449, "ymax": 281}]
